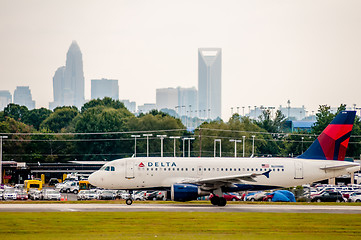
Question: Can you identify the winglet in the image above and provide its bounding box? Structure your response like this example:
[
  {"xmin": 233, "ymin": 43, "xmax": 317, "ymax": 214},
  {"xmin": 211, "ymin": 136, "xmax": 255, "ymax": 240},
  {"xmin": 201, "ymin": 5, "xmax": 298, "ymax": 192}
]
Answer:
[{"xmin": 262, "ymin": 170, "xmax": 271, "ymax": 178}]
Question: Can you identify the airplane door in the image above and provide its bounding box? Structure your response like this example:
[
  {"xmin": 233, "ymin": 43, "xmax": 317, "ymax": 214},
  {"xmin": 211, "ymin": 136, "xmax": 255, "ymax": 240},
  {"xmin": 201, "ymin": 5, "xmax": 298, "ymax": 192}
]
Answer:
[
  {"xmin": 294, "ymin": 161, "xmax": 303, "ymax": 179},
  {"xmin": 125, "ymin": 160, "xmax": 135, "ymax": 179},
  {"xmin": 197, "ymin": 166, "xmax": 203, "ymax": 176}
]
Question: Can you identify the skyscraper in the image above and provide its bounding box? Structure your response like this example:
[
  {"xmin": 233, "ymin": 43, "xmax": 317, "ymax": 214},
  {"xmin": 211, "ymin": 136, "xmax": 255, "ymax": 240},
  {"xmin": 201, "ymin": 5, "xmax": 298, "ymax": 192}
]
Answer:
[
  {"xmin": 0, "ymin": 90, "xmax": 12, "ymax": 110},
  {"xmin": 198, "ymin": 48, "xmax": 222, "ymax": 119},
  {"xmin": 49, "ymin": 41, "xmax": 85, "ymax": 110},
  {"xmin": 13, "ymin": 86, "xmax": 35, "ymax": 109},
  {"xmin": 91, "ymin": 79, "xmax": 119, "ymax": 100}
]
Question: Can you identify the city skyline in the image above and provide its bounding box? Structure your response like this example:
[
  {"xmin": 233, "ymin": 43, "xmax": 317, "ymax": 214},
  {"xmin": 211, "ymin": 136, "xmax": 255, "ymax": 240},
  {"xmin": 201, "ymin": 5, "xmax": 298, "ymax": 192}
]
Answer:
[{"xmin": 1, "ymin": 1, "xmax": 361, "ymax": 120}]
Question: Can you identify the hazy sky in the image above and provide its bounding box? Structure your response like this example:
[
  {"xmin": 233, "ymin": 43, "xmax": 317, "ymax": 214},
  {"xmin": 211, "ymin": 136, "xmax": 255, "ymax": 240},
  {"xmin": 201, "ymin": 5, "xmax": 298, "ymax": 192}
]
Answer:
[{"xmin": 1, "ymin": 0, "xmax": 361, "ymax": 120}]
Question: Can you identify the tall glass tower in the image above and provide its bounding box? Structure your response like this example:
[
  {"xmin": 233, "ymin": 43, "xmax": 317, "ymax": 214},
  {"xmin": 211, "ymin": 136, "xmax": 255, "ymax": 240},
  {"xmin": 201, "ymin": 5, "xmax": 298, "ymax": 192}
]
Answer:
[
  {"xmin": 49, "ymin": 41, "xmax": 85, "ymax": 110},
  {"xmin": 198, "ymin": 48, "xmax": 222, "ymax": 120}
]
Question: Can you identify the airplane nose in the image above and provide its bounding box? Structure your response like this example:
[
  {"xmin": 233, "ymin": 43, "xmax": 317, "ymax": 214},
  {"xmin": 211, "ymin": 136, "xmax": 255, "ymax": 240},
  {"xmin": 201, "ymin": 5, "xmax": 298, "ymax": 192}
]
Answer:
[{"xmin": 88, "ymin": 172, "xmax": 98, "ymax": 186}]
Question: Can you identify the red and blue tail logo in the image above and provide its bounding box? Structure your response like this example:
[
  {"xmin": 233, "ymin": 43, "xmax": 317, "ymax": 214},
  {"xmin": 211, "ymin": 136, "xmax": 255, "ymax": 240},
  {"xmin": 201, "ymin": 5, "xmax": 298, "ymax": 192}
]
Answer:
[{"xmin": 298, "ymin": 111, "xmax": 356, "ymax": 161}]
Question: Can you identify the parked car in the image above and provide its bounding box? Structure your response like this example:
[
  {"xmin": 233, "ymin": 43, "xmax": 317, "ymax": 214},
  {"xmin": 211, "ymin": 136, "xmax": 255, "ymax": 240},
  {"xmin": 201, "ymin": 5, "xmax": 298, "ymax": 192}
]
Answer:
[
  {"xmin": 146, "ymin": 191, "xmax": 166, "ymax": 200},
  {"xmin": 16, "ymin": 191, "xmax": 28, "ymax": 200},
  {"xmin": 210, "ymin": 193, "xmax": 241, "ymax": 202},
  {"xmin": 41, "ymin": 189, "xmax": 61, "ymax": 201},
  {"xmin": 348, "ymin": 192, "xmax": 361, "ymax": 202},
  {"xmin": 99, "ymin": 190, "xmax": 116, "ymax": 200},
  {"xmin": 0, "ymin": 189, "xmax": 4, "ymax": 200},
  {"xmin": 77, "ymin": 190, "xmax": 99, "ymax": 200},
  {"xmin": 28, "ymin": 189, "xmax": 41, "ymax": 200},
  {"xmin": 48, "ymin": 178, "xmax": 60, "ymax": 186},
  {"xmin": 246, "ymin": 192, "xmax": 267, "ymax": 201},
  {"xmin": 132, "ymin": 191, "xmax": 145, "ymax": 201},
  {"xmin": 311, "ymin": 191, "xmax": 346, "ymax": 202},
  {"xmin": 3, "ymin": 189, "xmax": 17, "ymax": 200}
]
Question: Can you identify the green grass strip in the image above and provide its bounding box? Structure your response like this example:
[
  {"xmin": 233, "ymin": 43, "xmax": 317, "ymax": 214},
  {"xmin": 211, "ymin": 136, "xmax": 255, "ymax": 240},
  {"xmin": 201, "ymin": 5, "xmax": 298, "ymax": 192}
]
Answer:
[{"xmin": 0, "ymin": 212, "xmax": 361, "ymax": 239}]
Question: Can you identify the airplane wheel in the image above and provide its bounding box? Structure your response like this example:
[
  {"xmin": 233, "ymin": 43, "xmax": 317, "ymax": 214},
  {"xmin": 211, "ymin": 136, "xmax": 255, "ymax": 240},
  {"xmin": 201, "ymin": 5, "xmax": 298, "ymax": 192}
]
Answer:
[
  {"xmin": 317, "ymin": 199, "xmax": 321, "ymax": 203},
  {"xmin": 125, "ymin": 199, "xmax": 133, "ymax": 205},
  {"xmin": 218, "ymin": 197, "xmax": 227, "ymax": 206},
  {"xmin": 210, "ymin": 196, "xmax": 220, "ymax": 206}
]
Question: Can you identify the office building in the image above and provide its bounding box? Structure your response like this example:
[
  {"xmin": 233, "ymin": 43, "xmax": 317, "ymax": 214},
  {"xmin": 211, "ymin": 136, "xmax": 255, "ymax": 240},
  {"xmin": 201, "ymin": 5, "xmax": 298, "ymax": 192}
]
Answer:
[
  {"xmin": 13, "ymin": 86, "xmax": 35, "ymax": 109},
  {"xmin": 198, "ymin": 48, "xmax": 222, "ymax": 119},
  {"xmin": 156, "ymin": 88, "xmax": 178, "ymax": 111},
  {"xmin": 138, "ymin": 103, "xmax": 156, "ymax": 114},
  {"xmin": 91, "ymin": 79, "xmax": 119, "ymax": 100},
  {"xmin": 49, "ymin": 41, "xmax": 85, "ymax": 110},
  {"xmin": 0, "ymin": 90, "xmax": 12, "ymax": 110},
  {"xmin": 120, "ymin": 99, "xmax": 136, "ymax": 113}
]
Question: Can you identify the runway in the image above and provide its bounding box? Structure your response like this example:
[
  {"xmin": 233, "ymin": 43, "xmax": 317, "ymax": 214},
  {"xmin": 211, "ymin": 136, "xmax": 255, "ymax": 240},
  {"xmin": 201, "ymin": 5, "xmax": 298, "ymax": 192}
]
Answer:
[{"xmin": 1, "ymin": 203, "xmax": 361, "ymax": 213}]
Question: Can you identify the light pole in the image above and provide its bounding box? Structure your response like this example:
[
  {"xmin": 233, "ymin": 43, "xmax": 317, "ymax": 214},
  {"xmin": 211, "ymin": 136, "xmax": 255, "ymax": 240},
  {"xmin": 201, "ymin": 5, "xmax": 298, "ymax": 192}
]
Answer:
[
  {"xmin": 182, "ymin": 138, "xmax": 186, "ymax": 157},
  {"xmin": 0, "ymin": 136, "xmax": 8, "ymax": 185},
  {"xmin": 251, "ymin": 135, "xmax": 255, "ymax": 157},
  {"xmin": 214, "ymin": 139, "xmax": 221, "ymax": 157},
  {"xmin": 242, "ymin": 136, "xmax": 246, "ymax": 157},
  {"xmin": 229, "ymin": 139, "xmax": 242, "ymax": 158},
  {"xmin": 143, "ymin": 134, "xmax": 153, "ymax": 157},
  {"xmin": 131, "ymin": 135, "xmax": 141, "ymax": 157},
  {"xmin": 183, "ymin": 137, "xmax": 195, "ymax": 157},
  {"xmin": 301, "ymin": 137, "xmax": 304, "ymax": 154},
  {"xmin": 157, "ymin": 135, "xmax": 167, "ymax": 157},
  {"xmin": 169, "ymin": 136, "xmax": 180, "ymax": 157}
]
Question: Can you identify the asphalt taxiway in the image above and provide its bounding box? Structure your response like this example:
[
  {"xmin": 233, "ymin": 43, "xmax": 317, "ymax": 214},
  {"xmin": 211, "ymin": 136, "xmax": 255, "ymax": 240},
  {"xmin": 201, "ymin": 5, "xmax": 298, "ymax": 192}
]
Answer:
[{"xmin": 1, "ymin": 203, "xmax": 361, "ymax": 213}]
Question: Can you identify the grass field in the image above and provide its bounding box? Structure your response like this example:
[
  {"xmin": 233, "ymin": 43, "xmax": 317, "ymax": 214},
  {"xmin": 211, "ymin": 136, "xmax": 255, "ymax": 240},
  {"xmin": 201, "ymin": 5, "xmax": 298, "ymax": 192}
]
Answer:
[{"xmin": 0, "ymin": 212, "xmax": 361, "ymax": 239}]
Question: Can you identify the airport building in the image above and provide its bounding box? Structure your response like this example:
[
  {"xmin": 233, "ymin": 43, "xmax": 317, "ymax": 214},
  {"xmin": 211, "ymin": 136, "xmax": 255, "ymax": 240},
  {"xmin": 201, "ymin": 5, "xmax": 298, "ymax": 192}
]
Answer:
[
  {"xmin": 13, "ymin": 86, "xmax": 35, "ymax": 110},
  {"xmin": 0, "ymin": 90, "xmax": 12, "ymax": 111},
  {"xmin": 49, "ymin": 41, "xmax": 85, "ymax": 110},
  {"xmin": 198, "ymin": 48, "xmax": 222, "ymax": 120},
  {"xmin": 91, "ymin": 78, "xmax": 119, "ymax": 100}
]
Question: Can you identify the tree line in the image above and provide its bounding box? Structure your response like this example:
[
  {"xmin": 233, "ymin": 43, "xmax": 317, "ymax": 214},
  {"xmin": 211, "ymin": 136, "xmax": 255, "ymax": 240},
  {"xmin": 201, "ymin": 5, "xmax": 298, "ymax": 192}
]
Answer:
[{"xmin": 0, "ymin": 98, "xmax": 360, "ymax": 163}]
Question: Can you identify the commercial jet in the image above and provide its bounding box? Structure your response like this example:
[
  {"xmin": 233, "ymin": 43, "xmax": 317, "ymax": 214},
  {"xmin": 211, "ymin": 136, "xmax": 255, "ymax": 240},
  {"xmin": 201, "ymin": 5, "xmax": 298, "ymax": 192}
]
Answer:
[{"xmin": 88, "ymin": 111, "xmax": 360, "ymax": 206}]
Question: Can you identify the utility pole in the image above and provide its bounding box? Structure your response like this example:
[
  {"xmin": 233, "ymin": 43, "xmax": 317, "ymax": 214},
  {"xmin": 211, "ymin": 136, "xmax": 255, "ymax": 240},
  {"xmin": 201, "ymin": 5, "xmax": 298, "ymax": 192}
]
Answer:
[{"xmin": 0, "ymin": 136, "xmax": 8, "ymax": 185}]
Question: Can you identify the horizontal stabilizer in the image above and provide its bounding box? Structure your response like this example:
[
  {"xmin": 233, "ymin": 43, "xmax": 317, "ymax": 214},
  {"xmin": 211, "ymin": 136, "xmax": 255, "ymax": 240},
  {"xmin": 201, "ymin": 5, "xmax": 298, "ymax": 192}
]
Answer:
[{"xmin": 320, "ymin": 162, "xmax": 360, "ymax": 171}]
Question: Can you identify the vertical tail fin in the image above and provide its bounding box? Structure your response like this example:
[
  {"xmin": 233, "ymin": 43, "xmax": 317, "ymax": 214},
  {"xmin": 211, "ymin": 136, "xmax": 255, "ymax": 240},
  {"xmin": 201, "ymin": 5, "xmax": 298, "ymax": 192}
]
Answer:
[{"xmin": 298, "ymin": 111, "xmax": 356, "ymax": 160}]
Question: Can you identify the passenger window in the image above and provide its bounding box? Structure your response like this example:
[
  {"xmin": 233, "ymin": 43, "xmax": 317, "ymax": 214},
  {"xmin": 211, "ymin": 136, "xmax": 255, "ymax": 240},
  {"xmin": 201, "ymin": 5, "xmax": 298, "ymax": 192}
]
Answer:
[
  {"xmin": 181, "ymin": 168, "xmax": 184, "ymax": 171},
  {"xmin": 221, "ymin": 168, "xmax": 223, "ymax": 171},
  {"xmin": 164, "ymin": 168, "xmax": 166, "ymax": 171},
  {"xmin": 185, "ymin": 168, "xmax": 188, "ymax": 171},
  {"xmin": 208, "ymin": 168, "xmax": 211, "ymax": 171},
  {"xmin": 230, "ymin": 168, "xmax": 232, "ymax": 171},
  {"xmin": 204, "ymin": 168, "xmax": 206, "ymax": 171},
  {"xmin": 192, "ymin": 168, "xmax": 195, "ymax": 171},
  {"xmin": 111, "ymin": 166, "xmax": 115, "ymax": 171},
  {"xmin": 105, "ymin": 166, "xmax": 110, "ymax": 171}
]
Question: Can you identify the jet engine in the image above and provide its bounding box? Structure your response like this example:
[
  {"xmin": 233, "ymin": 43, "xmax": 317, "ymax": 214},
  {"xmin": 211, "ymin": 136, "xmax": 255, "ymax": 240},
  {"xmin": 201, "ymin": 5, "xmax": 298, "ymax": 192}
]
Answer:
[{"xmin": 171, "ymin": 184, "xmax": 208, "ymax": 202}]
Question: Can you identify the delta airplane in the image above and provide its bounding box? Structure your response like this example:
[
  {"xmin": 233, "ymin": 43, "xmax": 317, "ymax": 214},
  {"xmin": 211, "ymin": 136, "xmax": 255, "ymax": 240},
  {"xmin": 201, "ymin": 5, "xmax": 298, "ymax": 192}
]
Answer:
[{"xmin": 88, "ymin": 111, "xmax": 360, "ymax": 206}]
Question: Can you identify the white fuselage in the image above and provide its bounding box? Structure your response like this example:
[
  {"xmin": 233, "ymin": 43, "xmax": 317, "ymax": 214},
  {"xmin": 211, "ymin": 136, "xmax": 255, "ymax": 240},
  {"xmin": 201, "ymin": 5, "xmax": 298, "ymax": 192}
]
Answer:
[{"xmin": 88, "ymin": 157, "xmax": 360, "ymax": 191}]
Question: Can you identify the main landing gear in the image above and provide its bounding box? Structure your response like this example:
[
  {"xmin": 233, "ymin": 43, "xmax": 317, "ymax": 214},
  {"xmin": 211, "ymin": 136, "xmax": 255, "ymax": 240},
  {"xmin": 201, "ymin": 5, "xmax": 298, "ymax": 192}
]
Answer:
[{"xmin": 210, "ymin": 196, "xmax": 227, "ymax": 206}]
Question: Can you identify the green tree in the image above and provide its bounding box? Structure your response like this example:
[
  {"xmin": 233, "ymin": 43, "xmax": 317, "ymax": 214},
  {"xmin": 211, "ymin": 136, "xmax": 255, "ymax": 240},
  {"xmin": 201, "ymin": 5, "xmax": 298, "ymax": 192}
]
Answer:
[
  {"xmin": 81, "ymin": 97, "xmax": 125, "ymax": 113},
  {"xmin": 23, "ymin": 108, "xmax": 52, "ymax": 130},
  {"xmin": 3, "ymin": 103, "xmax": 29, "ymax": 121},
  {"xmin": 71, "ymin": 105, "xmax": 134, "ymax": 160},
  {"xmin": 40, "ymin": 107, "xmax": 79, "ymax": 132}
]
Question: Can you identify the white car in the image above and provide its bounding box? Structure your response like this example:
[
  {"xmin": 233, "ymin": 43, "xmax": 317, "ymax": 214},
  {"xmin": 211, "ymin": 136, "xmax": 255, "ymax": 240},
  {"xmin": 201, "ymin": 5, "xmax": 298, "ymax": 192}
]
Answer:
[
  {"xmin": 42, "ymin": 189, "xmax": 61, "ymax": 201},
  {"xmin": 28, "ymin": 189, "xmax": 41, "ymax": 200},
  {"xmin": 57, "ymin": 181, "xmax": 79, "ymax": 194},
  {"xmin": 4, "ymin": 189, "xmax": 17, "ymax": 200},
  {"xmin": 348, "ymin": 192, "xmax": 361, "ymax": 202},
  {"xmin": 77, "ymin": 190, "xmax": 99, "ymax": 200}
]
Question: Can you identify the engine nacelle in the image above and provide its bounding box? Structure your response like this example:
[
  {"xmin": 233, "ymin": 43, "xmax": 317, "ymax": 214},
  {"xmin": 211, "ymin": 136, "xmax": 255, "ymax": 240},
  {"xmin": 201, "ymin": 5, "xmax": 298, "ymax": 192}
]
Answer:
[{"xmin": 171, "ymin": 184, "xmax": 204, "ymax": 202}]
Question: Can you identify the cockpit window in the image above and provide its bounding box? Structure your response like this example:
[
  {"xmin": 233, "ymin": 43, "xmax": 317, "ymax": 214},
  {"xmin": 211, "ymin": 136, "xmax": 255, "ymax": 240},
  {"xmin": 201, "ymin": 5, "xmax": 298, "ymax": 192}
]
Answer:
[{"xmin": 100, "ymin": 165, "xmax": 115, "ymax": 171}]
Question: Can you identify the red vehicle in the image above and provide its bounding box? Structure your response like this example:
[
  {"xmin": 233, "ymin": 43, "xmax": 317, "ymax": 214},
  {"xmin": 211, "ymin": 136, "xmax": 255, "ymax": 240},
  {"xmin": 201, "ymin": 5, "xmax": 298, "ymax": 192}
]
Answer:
[
  {"xmin": 210, "ymin": 193, "xmax": 240, "ymax": 201},
  {"xmin": 263, "ymin": 193, "xmax": 274, "ymax": 202},
  {"xmin": 16, "ymin": 191, "xmax": 28, "ymax": 200}
]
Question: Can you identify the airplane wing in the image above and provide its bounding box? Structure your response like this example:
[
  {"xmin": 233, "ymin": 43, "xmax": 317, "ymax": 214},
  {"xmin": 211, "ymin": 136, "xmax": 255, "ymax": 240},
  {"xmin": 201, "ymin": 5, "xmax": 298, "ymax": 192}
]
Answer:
[{"xmin": 182, "ymin": 170, "xmax": 271, "ymax": 189}]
